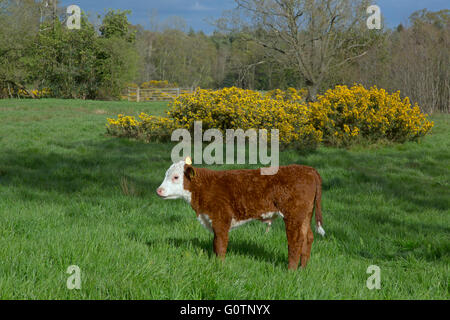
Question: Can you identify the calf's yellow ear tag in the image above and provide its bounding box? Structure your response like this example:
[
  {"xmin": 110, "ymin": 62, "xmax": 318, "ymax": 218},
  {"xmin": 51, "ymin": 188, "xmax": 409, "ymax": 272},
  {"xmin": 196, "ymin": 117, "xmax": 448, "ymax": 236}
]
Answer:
[{"xmin": 185, "ymin": 156, "xmax": 192, "ymax": 165}]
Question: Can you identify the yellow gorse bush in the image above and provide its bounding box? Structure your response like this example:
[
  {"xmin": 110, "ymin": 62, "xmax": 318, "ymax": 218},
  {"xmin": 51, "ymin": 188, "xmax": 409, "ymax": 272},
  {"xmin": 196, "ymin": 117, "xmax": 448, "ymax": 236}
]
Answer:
[
  {"xmin": 309, "ymin": 84, "xmax": 434, "ymax": 145},
  {"xmin": 265, "ymin": 87, "xmax": 307, "ymax": 103},
  {"xmin": 30, "ymin": 88, "xmax": 51, "ymax": 98},
  {"xmin": 126, "ymin": 80, "xmax": 178, "ymax": 89},
  {"xmin": 167, "ymin": 87, "xmax": 322, "ymax": 147},
  {"xmin": 1, "ymin": 87, "xmax": 51, "ymax": 98},
  {"xmin": 107, "ymin": 113, "xmax": 175, "ymax": 142},
  {"xmin": 107, "ymin": 85, "xmax": 433, "ymax": 148},
  {"xmin": 141, "ymin": 80, "xmax": 178, "ymax": 88}
]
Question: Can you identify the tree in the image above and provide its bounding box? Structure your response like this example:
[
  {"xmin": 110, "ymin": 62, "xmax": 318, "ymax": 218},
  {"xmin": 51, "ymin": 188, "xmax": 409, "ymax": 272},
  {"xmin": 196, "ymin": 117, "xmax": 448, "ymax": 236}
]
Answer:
[
  {"xmin": 342, "ymin": 9, "xmax": 449, "ymax": 113},
  {"xmin": 388, "ymin": 9, "xmax": 449, "ymax": 113},
  {"xmin": 0, "ymin": 0, "xmax": 40, "ymax": 97},
  {"xmin": 136, "ymin": 18, "xmax": 218, "ymax": 88},
  {"xmin": 30, "ymin": 9, "xmax": 138, "ymax": 99},
  {"xmin": 235, "ymin": 0, "xmax": 378, "ymax": 100},
  {"xmin": 99, "ymin": 9, "xmax": 135, "ymax": 42},
  {"xmin": 97, "ymin": 9, "xmax": 139, "ymax": 98},
  {"xmin": 32, "ymin": 14, "xmax": 99, "ymax": 98}
]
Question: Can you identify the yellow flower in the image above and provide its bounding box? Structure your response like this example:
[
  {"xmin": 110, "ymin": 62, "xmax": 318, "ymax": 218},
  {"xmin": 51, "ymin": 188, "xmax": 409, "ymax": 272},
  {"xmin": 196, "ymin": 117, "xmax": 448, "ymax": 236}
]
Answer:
[{"xmin": 107, "ymin": 85, "xmax": 432, "ymax": 147}]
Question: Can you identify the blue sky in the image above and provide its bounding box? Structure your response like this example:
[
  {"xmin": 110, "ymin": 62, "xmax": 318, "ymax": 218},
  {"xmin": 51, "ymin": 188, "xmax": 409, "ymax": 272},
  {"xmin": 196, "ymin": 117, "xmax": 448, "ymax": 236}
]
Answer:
[{"xmin": 60, "ymin": 0, "xmax": 449, "ymax": 33}]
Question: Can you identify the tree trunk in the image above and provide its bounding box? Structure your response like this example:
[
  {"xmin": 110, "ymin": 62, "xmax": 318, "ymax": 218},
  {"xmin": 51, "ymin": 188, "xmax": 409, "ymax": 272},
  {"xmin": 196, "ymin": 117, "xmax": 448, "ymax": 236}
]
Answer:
[
  {"xmin": 306, "ymin": 82, "xmax": 320, "ymax": 102},
  {"xmin": 7, "ymin": 82, "xmax": 13, "ymax": 99}
]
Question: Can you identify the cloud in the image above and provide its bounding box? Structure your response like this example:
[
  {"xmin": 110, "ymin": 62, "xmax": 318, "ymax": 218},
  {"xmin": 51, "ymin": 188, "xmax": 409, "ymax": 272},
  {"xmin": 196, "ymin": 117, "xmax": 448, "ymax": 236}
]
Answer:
[{"xmin": 191, "ymin": 1, "xmax": 211, "ymax": 12}]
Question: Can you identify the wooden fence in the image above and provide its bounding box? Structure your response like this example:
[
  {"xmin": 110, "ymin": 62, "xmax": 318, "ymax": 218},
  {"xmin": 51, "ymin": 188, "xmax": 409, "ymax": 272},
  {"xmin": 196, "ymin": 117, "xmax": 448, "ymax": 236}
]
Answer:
[{"xmin": 127, "ymin": 87, "xmax": 194, "ymax": 102}]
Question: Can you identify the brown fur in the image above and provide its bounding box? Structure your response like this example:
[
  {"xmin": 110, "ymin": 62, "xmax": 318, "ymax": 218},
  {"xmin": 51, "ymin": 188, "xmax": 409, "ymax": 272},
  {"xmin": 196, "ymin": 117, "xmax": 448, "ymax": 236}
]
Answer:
[{"xmin": 183, "ymin": 164, "xmax": 323, "ymax": 270}]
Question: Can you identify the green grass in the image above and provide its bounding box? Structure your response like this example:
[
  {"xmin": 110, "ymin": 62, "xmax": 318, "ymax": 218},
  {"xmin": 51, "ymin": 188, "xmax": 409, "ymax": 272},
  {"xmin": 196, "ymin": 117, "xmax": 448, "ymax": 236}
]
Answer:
[{"xmin": 0, "ymin": 98, "xmax": 448, "ymax": 299}]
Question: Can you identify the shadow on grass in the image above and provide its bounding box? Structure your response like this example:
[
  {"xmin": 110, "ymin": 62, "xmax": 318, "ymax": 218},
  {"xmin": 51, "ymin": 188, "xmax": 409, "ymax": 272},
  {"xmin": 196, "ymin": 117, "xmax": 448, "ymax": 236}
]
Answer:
[
  {"xmin": 3, "ymin": 135, "xmax": 447, "ymax": 210},
  {"xmin": 288, "ymin": 146, "xmax": 449, "ymax": 263},
  {"xmin": 145, "ymin": 236, "xmax": 287, "ymax": 267},
  {"xmin": 0, "ymin": 138, "xmax": 175, "ymax": 199},
  {"xmin": 1, "ymin": 133, "xmax": 448, "ymax": 264},
  {"xmin": 304, "ymin": 147, "xmax": 449, "ymax": 212}
]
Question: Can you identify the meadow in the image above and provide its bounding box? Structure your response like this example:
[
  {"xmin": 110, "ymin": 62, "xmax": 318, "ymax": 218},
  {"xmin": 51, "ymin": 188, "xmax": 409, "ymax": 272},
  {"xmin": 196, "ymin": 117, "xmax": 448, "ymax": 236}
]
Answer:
[{"xmin": 0, "ymin": 99, "xmax": 448, "ymax": 299}]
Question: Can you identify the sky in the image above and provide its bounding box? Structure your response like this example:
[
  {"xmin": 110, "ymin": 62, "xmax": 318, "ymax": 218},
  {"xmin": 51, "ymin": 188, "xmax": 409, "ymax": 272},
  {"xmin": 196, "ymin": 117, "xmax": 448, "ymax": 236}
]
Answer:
[{"xmin": 59, "ymin": 0, "xmax": 449, "ymax": 33}]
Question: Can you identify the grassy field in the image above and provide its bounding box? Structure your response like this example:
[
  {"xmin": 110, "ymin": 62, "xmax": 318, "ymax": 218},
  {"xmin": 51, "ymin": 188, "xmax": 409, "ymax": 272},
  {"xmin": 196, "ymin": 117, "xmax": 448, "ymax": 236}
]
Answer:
[{"xmin": 0, "ymin": 98, "xmax": 448, "ymax": 299}]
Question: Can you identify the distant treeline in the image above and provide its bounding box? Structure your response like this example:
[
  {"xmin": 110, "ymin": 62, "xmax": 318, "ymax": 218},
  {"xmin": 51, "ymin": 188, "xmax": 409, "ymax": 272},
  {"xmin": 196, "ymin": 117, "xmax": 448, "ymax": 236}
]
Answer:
[{"xmin": 0, "ymin": 0, "xmax": 448, "ymax": 113}]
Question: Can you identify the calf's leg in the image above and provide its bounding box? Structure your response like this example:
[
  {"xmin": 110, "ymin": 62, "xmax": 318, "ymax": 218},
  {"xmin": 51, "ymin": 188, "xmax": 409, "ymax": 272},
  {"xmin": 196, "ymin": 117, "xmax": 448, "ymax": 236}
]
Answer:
[
  {"xmin": 213, "ymin": 231, "xmax": 229, "ymax": 260},
  {"xmin": 212, "ymin": 221, "xmax": 230, "ymax": 260},
  {"xmin": 300, "ymin": 226, "xmax": 314, "ymax": 268},
  {"xmin": 284, "ymin": 218, "xmax": 304, "ymax": 270}
]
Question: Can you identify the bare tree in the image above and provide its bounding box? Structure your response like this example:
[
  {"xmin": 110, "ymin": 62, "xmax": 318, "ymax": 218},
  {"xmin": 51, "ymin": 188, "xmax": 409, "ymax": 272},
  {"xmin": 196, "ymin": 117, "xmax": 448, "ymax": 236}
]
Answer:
[
  {"xmin": 236, "ymin": 0, "xmax": 375, "ymax": 100},
  {"xmin": 387, "ymin": 10, "xmax": 449, "ymax": 113},
  {"xmin": 349, "ymin": 9, "xmax": 449, "ymax": 113}
]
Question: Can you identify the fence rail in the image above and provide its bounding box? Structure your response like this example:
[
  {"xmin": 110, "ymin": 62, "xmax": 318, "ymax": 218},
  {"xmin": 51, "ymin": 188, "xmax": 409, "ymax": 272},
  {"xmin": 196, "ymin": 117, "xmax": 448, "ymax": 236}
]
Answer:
[{"xmin": 127, "ymin": 87, "xmax": 194, "ymax": 102}]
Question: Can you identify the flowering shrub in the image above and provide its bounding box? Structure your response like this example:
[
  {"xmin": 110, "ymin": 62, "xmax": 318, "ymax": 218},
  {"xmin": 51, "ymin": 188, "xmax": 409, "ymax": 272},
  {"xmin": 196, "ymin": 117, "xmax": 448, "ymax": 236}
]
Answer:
[
  {"xmin": 167, "ymin": 87, "xmax": 322, "ymax": 148},
  {"xmin": 141, "ymin": 80, "xmax": 178, "ymax": 88},
  {"xmin": 126, "ymin": 80, "xmax": 178, "ymax": 89},
  {"xmin": 265, "ymin": 87, "xmax": 307, "ymax": 103},
  {"xmin": 30, "ymin": 88, "xmax": 51, "ymax": 98},
  {"xmin": 308, "ymin": 85, "xmax": 434, "ymax": 145},
  {"xmin": 122, "ymin": 81, "xmax": 187, "ymax": 101},
  {"xmin": 107, "ymin": 85, "xmax": 433, "ymax": 149},
  {"xmin": 1, "ymin": 87, "xmax": 51, "ymax": 98},
  {"xmin": 107, "ymin": 113, "xmax": 175, "ymax": 142}
]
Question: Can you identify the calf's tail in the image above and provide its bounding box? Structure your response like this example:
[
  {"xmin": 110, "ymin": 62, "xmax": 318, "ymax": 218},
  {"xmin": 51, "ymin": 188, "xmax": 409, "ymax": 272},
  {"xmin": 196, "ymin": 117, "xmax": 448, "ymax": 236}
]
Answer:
[{"xmin": 314, "ymin": 171, "xmax": 325, "ymax": 237}]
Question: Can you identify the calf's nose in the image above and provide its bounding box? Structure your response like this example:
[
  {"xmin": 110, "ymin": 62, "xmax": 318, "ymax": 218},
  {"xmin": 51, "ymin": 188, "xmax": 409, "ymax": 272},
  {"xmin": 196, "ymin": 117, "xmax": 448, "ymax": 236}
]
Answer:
[{"xmin": 156, "ymin": 187, "xmax": 165, "ymax": 196}]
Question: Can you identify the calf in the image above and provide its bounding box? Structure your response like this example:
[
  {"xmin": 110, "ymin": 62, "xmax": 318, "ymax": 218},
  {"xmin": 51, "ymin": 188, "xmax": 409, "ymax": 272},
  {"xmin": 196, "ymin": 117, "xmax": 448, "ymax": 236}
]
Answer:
[{"xmin": 156, "ymin": 157, "xmax": 325, "ymax": 270}]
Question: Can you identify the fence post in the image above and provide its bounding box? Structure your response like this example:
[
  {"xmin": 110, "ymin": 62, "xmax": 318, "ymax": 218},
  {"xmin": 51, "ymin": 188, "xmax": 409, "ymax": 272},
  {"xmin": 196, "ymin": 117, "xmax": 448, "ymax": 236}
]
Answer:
[
  {"xmin": 136, "ymin": 87, "xmax": 140, "ymax": 102},
  {"xmin": 177, "ymin": 88, "xmax": 180, "ymax": 97}
]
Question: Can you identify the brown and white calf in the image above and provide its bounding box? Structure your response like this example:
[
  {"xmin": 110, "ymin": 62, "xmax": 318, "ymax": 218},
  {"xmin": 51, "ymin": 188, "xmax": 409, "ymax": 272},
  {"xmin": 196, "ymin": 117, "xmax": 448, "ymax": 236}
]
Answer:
[{"xmin": 156, "ymin": 157, "xmax": 325, "ymax": 270}]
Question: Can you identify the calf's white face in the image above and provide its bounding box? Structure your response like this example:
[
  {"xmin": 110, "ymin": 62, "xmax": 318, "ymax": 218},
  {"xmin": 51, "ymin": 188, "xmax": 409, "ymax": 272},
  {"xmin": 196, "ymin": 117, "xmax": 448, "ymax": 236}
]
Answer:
[{"xmin": 156, "ymin": 160, "xmax": 191, "ymax": 201}]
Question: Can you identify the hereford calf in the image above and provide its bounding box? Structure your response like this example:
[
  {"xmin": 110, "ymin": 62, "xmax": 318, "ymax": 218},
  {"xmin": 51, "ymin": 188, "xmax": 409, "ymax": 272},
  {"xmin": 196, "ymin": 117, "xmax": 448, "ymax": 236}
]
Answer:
[{"xmin": 156, "ymin": 157, "xmax": 325, "ymax": 270}]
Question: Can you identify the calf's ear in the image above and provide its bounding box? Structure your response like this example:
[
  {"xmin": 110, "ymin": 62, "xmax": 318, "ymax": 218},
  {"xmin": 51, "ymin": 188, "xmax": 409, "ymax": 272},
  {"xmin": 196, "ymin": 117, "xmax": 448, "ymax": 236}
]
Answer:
[{"xmin": 184, "ymin": 165, "xmax": 195, "ymax": 180}]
